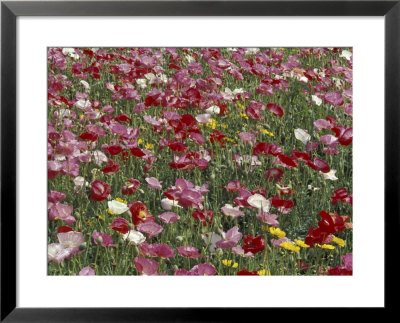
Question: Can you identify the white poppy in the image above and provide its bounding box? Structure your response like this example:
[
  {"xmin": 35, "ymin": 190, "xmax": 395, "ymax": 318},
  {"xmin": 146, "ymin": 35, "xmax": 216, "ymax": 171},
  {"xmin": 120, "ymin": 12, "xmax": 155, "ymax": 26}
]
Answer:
[
  {"xmin": 205, "ymin": 105, "xmax": 220, "ymax": 114},
  {"xmin": 80, "ymin": 80, "xmax": 90, "ymax": 91},
  {"xmin": 232, "ymin": 88, "xmax": 244, "ymax": 95},
  {"xmin": 123, "ymin": 230, "xmax": 146, "ymax": 245},
  {"xmin": 294, "ymin": 128, "xmax": 311, "ymax": 145},
  {"xmin": 136, "ymin": 78, "xmax": 147, "ymax": 89},
  {"xmin": 247, "ymin": 194, "xmax": 271, "ymax": 213},
  {"xmin": 321, "ymin": 169, "xmax": 338, "ymax": 181},
  {"xmin": 107, "ymin": 200, "xmax": 129, "ymax": 215},
  {"xmin": 161, "ymin": 198, "xmax": 182, "ymax": 210},
  {"xmin": 245, "ymin": 48, "xmax": 260, "ymax": 55},
  {"xmin": 312, "ymin": 95, "xmax": 323, "ymax": 106},
  {"xmin": 62, "ymin": 48, "xmax": 79, "ymax": 60},
  {"xmin": 340, "ymin": 50, "xmax": 352, "ymax": 60},
  {"xmin": 185, "ymin": 55, "xmax": 195, "ymax": 63}
]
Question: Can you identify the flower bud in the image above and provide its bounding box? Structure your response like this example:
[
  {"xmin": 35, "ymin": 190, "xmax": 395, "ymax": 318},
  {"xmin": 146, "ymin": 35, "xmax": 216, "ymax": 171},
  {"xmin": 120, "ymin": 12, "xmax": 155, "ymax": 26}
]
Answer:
[
  {"xmin": 79, "ymin": 242, "xmax": 87, "ymax": 251},
  {"xmin": 176, "ymin": 235, "xmax": 184, "ymax": 242},
  {"xmin": 96, "ymin": 236, "xmax": 103, "ymax": 244}
]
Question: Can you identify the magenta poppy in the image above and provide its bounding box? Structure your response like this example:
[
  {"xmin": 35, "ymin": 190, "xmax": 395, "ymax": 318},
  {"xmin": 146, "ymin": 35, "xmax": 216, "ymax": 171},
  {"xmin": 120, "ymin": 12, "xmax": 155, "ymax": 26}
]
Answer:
[{"xmin": 92, "ymin": 231, "xmax": 115, "ymax": 247}]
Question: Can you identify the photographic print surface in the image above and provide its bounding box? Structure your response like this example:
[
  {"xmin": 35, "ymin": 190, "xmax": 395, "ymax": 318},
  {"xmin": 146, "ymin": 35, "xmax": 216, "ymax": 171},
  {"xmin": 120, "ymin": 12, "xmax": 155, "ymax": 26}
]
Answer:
[{"xmin": 47, "ymin": 47, "xmax": 352, "ymax": 276}]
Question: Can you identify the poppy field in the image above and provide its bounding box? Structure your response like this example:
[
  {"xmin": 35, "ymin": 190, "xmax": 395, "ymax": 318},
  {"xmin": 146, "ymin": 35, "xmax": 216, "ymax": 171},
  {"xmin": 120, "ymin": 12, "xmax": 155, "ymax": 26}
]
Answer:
[{"xmin": 47, "ymin": 47, "xmax": 352, "ymax": 276}]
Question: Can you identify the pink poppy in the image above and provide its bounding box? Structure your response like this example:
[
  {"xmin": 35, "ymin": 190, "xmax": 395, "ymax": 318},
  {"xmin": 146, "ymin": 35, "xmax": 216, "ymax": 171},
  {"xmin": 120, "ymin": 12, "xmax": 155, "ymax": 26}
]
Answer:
[
  {"xmin": 176, "ymin": 246, "xmax": 202, "ymax": 258},
  {"xmin": 134, "ymin": 257, "xmax": 159, "ymax": 275},
  {"xmin": 190, "ymin": 264, "xmax": 216, "ymax": 276},
  {"xmin": 324, "ymin": 91, "xmax": 344, "ymax": 106},
  {"xmin": 139, "ymin": 243, "xmax": 175, "ymax": 258},
  {"xmin": 257, "ymin": 211, "xmax": 279, "ymax": 227},
  {"xmin": 221, "ymin": 204, "xmax": 244, "ymax": 218},
  {"xmin": 223, "ymin": 180, "xmax": 244, "ymax": 193},
  {"xmin": 158, "ymin": 212, "xmax": 180, "ymax": 224},
  {"xmin": 137, "ymin": 221, "xmax": 164, "ymax": 239},
  {"xmin": 92, "ymin": 231, "xmax": 116, "ymax": 247},
  {"xmin": 216, "ymin": 226, "xmax": 243, "ymax": 249},
  {"xmin": 145, "ymin": 177, "xmax": 162, "ymax": 190},
  {"xmin": 238, "ymin": 132, "xmax": 256, "ymax": 144},
  {"xmin": 79, "ymin": 266, "xmax": 95, "ymax": 276}
]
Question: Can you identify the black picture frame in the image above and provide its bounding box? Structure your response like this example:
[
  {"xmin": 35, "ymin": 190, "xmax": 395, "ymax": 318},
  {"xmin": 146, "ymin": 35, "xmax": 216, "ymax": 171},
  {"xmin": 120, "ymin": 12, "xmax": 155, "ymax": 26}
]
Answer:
[{"xmin": 1, "ymin": 0, "xmax": 398, "ymax": 321}]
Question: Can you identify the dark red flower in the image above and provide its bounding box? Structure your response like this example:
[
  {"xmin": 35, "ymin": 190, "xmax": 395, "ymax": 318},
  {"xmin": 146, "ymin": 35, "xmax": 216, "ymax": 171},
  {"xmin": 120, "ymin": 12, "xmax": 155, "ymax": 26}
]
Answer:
[
  {"xmin": 243, "ymin": 235, "xmax": 265, "ymax": 254},
  {"xmin": 168, "ymin": 142, "xmax": 188, "ymax": 154},
  {"xmin": 328, "ymin": 266, "xmax": 352, "ymax": 276},
  {"xmin": 122, "ymin": 178, "xmax": 141, "ymax": 195},
  {"xmin": 114, "ymin": 113, "xmax": 132, "ymax": 123},
  {"xmin": 103, "ymin": 145, "xmax": 123, "ymax": 156},
  {"xmin": 306, "ymin": 158, "xmax": 330, "ymax": 173},
  {"xmin": 79, "ymin": 131, "xmax": 98, "ymax": 141},
  {"xmin": 291, "ymin": 150, "xmax": 311, "ymax": 162},
  {"xmin": 237, "ymin": 268, "xmax": 259, "ymax": 276},
  {"xmin": 57, "ymin": 226, "xmax": 73, "ymax": 233},
  {"xmin": 304, "ymin": 227, "xmax": 329, "ymax": 247},
  {"xmin": 101, "ymin": 158, "xmax": 120, "ymax": 174},
  {"xmin": 129, "ymin": 201, "xmax": 155, "ymax": 226},
  {"xmin": 108, "ymin": 217, "xmax": 130, "ymax": 234},
  {"xmin": 252, "ymin": 142, "xmax": 282, "ymax": 156},
  {"xmin": 267, "ymin": 103, "xmax": 284, "ymax": 118},
  {"xmin": 91, "ymin": 180, "xmax": 111, "ymax": 202},
  {"xmin": 278, "ymin": 154, "xmax": 298, "ymax": 168},
  {"xmin": 271, "ymin": 195, "xmax": 294, "ymax": 209},
  {"xmin": 331, "ymin": 188, "xmax": 352, "ymax": 205},
  {"xmin": 209, "ymin": 130, "xmax": 226, "ymax": 147},
  {"xmin": 191, "ymin": 210, "xmax": 214, "ymax": 227},
  {"xmin": 318, "ymin": 211, "xmax": 345, "ymax": 234},
  {"xmin": 130, "ymin": 147, "xmax": 146, "ymax": 158}
]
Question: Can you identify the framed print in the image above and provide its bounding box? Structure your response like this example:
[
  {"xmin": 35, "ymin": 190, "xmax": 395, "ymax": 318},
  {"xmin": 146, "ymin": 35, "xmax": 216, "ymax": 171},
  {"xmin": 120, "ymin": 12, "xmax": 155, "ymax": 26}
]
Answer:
[{"xmin": 1, "ymin": 0, "xmax": 398, "ymax": 321}]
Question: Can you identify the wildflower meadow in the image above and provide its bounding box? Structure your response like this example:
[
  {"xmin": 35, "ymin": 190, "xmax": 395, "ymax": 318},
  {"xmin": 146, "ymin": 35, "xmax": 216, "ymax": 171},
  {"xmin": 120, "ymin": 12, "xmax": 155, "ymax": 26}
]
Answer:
[{"xmin": 48, "ymin": 47, "xmax": 352, "ymax": 276}]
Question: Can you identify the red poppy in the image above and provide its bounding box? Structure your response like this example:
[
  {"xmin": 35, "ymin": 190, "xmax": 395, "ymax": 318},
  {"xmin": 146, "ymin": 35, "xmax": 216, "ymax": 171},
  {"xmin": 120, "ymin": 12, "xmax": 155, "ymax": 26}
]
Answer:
[
  {"xmin": 243, "ymin": 235, "xmax": 265, "ymax": 254},
  {"xmin": 129, "ymin": 201, "xmax": 155, "ymax": 226},
  {"xmin": 237, "ymin": 268, "xmax": 259, "ymax": 276},
  {"xmin": 122, "ymin": 178, "xmax": 140, "ymax": 195},
  {"xmin": 304, "ymin": 227, "xmax": 329, "ymax": 247},
  {"xmin": 209, "ymin": 130, "xmax": 226, "ymax": 147},
  {"xmin": 278, "ymin": 154, "xmax": 298, "ymax": 168},
  {"xmin": 181, "ymin": 114, "xmax": 197, "ymax": 128},
  {"xmin": 57, "ymin": 226, "xmax": 73, "ymax": 233},
  {"xmin": 252, "ymin": 142, "xmax": 282, "ymax": 156},
  {"xmin": 318, "ymin": 211, "xmax": 345, "ymax": 234},
  {"xmin": 291, "ymin": 150, "xmax": 311, "ymax": 162},
  {"xmin": 91, "ymin": 180, "xmax": 111, "ymax": 202},
  {"xmin": 271, "ymin": 195, "xmax": 294, "ymax": 209},
  {"xmin": 103, "ymin": 145, "xmax": 123, "ymax": 156},
  {"xmin": 191, "ymin": 210, "xmax": 214, "ymax": 227},
  {"xmin": 79, "ymin": 131, "xmax": 98, "ymax": 141},
  {"xmin": 328, "ymin": 266, "xmax": 352, "ymax": 276},
  {"xmin": 331, "ymin": 188, "xmax": 352, "ymax": 205},
  {"xmin": 101, "ymin": 159, "xmax": 120, "ymax": 174},
  {"xmin": 267, "ymin": 103, "xmax": 284, "ymax": 118},
  {"xmin": 130, "ymin": 147, "xmax": 146, "ymax": 158},
  {"xmin": 306, "ymin": 158, "xmax": 330, "ymax": 173},
  {"xmin": 114, "ymin": 113, "xmax": 132, "ymax": 123},
  {"xmin": 108, "ymin": 217, "xmax": 130, "ymax": 234},
  {"xmin": 168, "ymin": 142, "xmax": 188, "ymax": 154}
]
